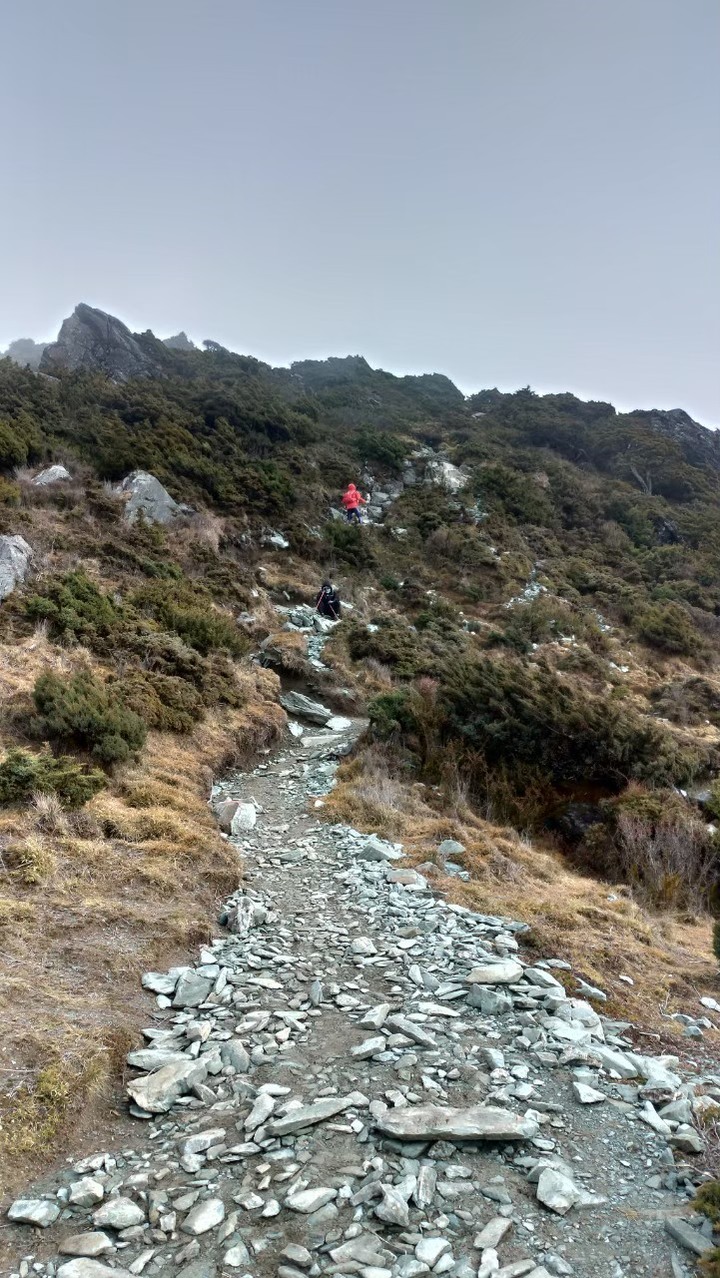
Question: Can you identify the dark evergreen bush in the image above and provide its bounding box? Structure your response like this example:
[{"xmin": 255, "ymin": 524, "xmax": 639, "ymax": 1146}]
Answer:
[
  {"xmin": 32, "ymin": 670, "xmax": 147, "ymax": 765},
  {"xmin": 0, "ymin": 748, "xmax": 106, "ymax": 808}
]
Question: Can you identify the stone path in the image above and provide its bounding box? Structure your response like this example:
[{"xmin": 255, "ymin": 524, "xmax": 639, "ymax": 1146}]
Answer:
[{"xmin": 5, "ymin": 705, "xmax": 720, "ymax": 1278}]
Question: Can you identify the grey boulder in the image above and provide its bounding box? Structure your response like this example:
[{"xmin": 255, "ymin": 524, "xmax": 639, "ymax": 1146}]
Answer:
[
  {"xmin": 0, "ymin": 534, "xmax": 33, "ymax": 602},
  {"xmin": 32, "ymin": 464, "xmax": 72, "ymax": 486},
  {"xmin": 279, "ymin": 691, "xmax": 333, "ymax": 725},
  {"xmin": 7, "ymin": 1198, "xmax": 60, "ymax": 1227},
  {"xmin": 126, "ymin": 1056, "xmax": 208, "ymax": 1113},
  {"xmin": 465, "ymin": 959, "xmax": 523, "ymax": 985},
  {"xmin": 117, "ymin": 471, "xmax": 187, "ymax": 525},
  {"xmin": 374, "ymin": 1104, "xmax": 539, "ymax": 1142},
  {"xmin": 57, "ymin": 1264, "xmax": 133, "ymax": 1278}
]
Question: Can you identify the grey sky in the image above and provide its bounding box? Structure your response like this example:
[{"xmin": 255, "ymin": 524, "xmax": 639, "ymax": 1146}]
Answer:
[{"xmin": 1, "ymin": 0, "xmax": 718, "ymax": 423}]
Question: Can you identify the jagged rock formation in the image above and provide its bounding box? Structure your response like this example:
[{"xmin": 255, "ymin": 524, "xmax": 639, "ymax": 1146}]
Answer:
[
  {"xmin": 636, "ymin": 407, "xmax": 720, "ymax": 471},
  {"xmin": 40, "ymin": 304, "xmax": 163, "ymax": 382},
  {"xmin": 0, "ymin": 534, "xmax": 33, "ymax": 601},
  {"xmin": 116, "ymin": 470, "xmax": 190, "ymax": 525},
  {"xmin": 163, "ymin": 331, "xmax": 197, "ymax": 352},
  {"xmin": 4, "ymin": 338, "xmax": 48, "ymax": 370}
]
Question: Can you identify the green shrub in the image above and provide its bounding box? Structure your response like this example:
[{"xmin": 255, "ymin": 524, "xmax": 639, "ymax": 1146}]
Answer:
[
  {"xmin": 130, "ymin": 581, "xmax": 247, "ymax": 657},
  {"xmin": 24, "ymin": 572, "xmax": 130, "ymax": 648},
  {"xmin": 650, "ymin": 677, "xmax": 720, "ymax": 727},
  {"xmin": 115, "ymin": 671, "xmax": 205, "ymax": 733},
  {"xmin": 32, "ymin": 670, "xmax": 147, "ymax": 765},
  {"xmin": 697, "ymin": 1181, "xmax": 720, "ymax": 1227},
  {"xmin": 322, "ymin": 521, "xmax": 372, "ymax": 567},
  {"xmin": 354, "ymin": 428, "xmax": 407, "ymax": 471},
  {"xmin": 348, "ymin": 619, "xmax": 425, "ymax": 679},
  {"xmin": 0, "ymin": 419, "xmax": 27, "ymax": 470},
  {"xmin": 0, "ymin": 748, "xmax": 106, "ymax": 808},
  {"xmin": 368, "ymin": 689, "xmax": 417, "ymax": 738},
  {"xmin": 0, "ymin": 477, "xmax": 20, "ymax": 505},
  {"xmin": 636, "ymin": 601, "xmax": 700, "ymax": 655}
]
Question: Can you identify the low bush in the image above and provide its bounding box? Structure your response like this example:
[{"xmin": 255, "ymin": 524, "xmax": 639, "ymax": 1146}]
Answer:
[
  {"xmin": 574, "ymin": 789, "xmax": 719, "ymax": 910},
  {"xmin": 322, "ymin": 521, "xmax": 372, "ymax": 567},
  {"xmin": 32, "ymin": 670, "xmax": 147, "ymax": 765},
  {"xmin": 650, "ymin": 676, "xmax": 720, "ymax": 727},
  {"xmin": 0, "ymin": 748, "xmax": 106, "ymax": 808},
  {"xmin": 635, "ymin": 601, "xmax": 700, "ymax": 656},
  {"xmin": 130, "ymin": 580, "xmax": 247, "ymax": 657},
  {"xmin": 24, "ymin": 571, "xmax": 131, "ymax": 648},
  {"xmin": 113, "ymin": 671, "xmax": 205, "ymax": 733},
  {"xmin": 348, "ymin": 619, "xmax": 425, "ymax": 679}
]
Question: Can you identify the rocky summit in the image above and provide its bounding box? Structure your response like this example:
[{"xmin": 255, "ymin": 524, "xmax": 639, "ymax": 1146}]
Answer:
[{"xmin": 39, "ymin": 304, "xmax": 164, "ymax": 382}]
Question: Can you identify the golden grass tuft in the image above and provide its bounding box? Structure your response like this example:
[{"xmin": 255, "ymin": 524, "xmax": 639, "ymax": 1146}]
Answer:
[
  {"xmin": 324, "ymin": 743, "xmax": 718, "ymax": 1031},
  {"xmin": 0, "ymin": 638, "xmax": 285, "ymax": 1196}
]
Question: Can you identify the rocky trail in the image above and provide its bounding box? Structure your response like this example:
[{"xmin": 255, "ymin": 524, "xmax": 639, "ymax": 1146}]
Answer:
[{"xmin": 4, "ymin": 633, "xmax": 720, "ymax": 1278}]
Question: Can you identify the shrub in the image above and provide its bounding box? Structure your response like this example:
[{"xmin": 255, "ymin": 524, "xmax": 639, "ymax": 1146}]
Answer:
[
  {"xmin": 24, "ymin": 572, "xmax": 130, "ymax": 648},
  {"xmin": 115, "ymin": 671, "xmax": 205, "ymax": 733},
  {"xmin": 322, "ymin": 521, "xmax": 372, "ymax": 567},
  {"xmin": 697, "ymin": 1181, "xmax": 720, "ymax": 1227},
  {"xmin": 650, "ymin": 677, "xmax": 720, "ymax": 727},
  {"xmin": 0, "ymin": 419, "xmax": 27, "ymax": 470},
  {"xmin": 348, "ymin": 619, "xmax": 425, "ymax": 679},
  {"xmin": 636, "ymin": 601, "xmax": 700, "ymax": 655},
  {"xmin": 0, "ymin": 477, "xmax": 20, "ymax": 505},
  {"xmin": 0, "ymin": 748, "xmax": 106, "ymax": 808},
  {"xmin": 575, "ymin": 791, "xmax": 719, "ymax": 911},
  {"xmin": 130, "ymin": 581, "xmax": 247, "ymax": 656},
  {"xmin": 354, "ymin": 428, "xmax": 406, "ymax": 471},
  {"xmin": 439, "ymin": 656, "xmax": 685, "ymax": 790},
  {"xmin": 32, "ymin": 670, "xmax": 147, "ymax": 765}
]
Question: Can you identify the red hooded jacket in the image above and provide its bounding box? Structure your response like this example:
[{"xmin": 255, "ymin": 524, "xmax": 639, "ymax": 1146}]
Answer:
[{"xmin": 341, "ymin": 484, "xmax": 367, "ymax": 510}]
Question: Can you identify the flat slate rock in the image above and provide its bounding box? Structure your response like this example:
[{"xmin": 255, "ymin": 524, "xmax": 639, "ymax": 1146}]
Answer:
[{"xmin": 373, "ymin": 1104, "xmax": 539, "ymax": 1141}]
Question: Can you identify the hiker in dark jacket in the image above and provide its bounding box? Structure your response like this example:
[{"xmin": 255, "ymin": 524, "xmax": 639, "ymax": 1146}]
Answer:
[{"xmin": 315, "ymin": 580, "xmax": 341, "ymax": 620}]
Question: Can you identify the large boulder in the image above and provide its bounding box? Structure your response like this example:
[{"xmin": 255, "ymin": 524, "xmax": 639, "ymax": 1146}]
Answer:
[
  {"xmin": 279, "ymin": 691, "xmax": 333, "ymax": 725},
  {"xmin": 0, "ymin": 534, "xmax": 32, "ymax": 601},
  {"xmin": 32, "ymin": 464, "xmax": 72, "ymax": 487},
  {"xmin": 40, "ymin": 304, "xmax": 162, "ymax": 382},
  {"xmin": 117, "ymin": 471, "xmax": 189, "ymax": 525},
  {"xmin": 373, "ymin": 1104, "xmax": 539, "ymax": 1142}
]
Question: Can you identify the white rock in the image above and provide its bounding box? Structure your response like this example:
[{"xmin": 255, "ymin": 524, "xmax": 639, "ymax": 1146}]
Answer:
[
  {"xmin": 126, "ymin": 1056, "xmax": 207, "ymax": 1112},
  {"xmin": 0, "ymin": 534, "xmax": 33, "ymax": 601},
  {"xmin": 8, "ymin": 1198, "xmax": 60, "ymax": 1227},
  {"xmin": 68, "ymin": 1178, "xmax": 105, "ymax": 1207},
  {"xmin": 59, "ymin": 1234, "xmax": 114, "ymax": 1258},
  {"xmin": 32, "ymin": 464, "xmax": 72, "ymax": 486},
  {"xmin": 465, "ymin": 960, "xmax": 523, "ymax": 985},
  {"xmin": 374, "ymin": 1104, "xmax": 539, "ymax": 1142},
  {"xmin": 571, "ymin": 1082, "xmax": 606, "ymax": 1105},
  {"xmin": 58, "ymin": 1264, "xmax": 133, "ymax": 1278},
  {"xmin": 474, "ymin": 1219, "xmax": 512, "ymax": 1249},
  {"xmin": 230, "ymin": 803, "xmax": 257, "ymax": 834},
  {"xmin": 415, "ymin": 1238, "xmax": 451, "ymax": 1267},
  {"xmin": 92, "ymin": 1198, "xmax": 145, "ymax": 1230},
  {"xmin": 536, "ymin": 1169, "xmax": 582, "ymax": 1216},
  {"xmin": 181, "ymin": 1197, "xmax": 225, "ymax": 1235},
  {"xmin": 286, "ymin": 1187, "xmax": 337, "ymax": 1213}
]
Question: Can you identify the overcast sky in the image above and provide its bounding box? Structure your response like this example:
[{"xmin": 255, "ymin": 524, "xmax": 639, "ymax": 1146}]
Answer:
[{"xmin": 1, "ymin": 0, "xmax": 718, "ymax": 423}]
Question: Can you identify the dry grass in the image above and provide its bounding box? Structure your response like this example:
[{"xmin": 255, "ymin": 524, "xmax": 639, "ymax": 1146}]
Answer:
[
  {"xmin": 0, "ymin": 634, "xmax": 285, "ymax": 1195},
  {"xmin": 323, "ymin": 744, "xmax": 718, "ymax": 1033}
]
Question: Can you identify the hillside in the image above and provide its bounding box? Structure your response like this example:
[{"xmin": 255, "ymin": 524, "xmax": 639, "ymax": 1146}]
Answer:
[{"xmin": 1, "ymin": 307, "xmax": 720, "ymax": 1240}]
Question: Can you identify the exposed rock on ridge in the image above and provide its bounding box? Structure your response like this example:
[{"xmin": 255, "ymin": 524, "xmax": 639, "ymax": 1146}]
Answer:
[{"xmin": 40, "ymin": 304, "xmax": 163, "ymax": 382}]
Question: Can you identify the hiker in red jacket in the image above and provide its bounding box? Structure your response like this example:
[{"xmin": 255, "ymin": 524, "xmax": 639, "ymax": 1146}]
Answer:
[{"xmin": 341, "ymin": 483, "xmax": 368, "ymax": 524}]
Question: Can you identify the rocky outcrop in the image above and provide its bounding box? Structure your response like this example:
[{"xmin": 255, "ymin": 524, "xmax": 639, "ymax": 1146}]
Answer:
[
  {"xmin": 163, "ymin": 332, "xmax": 197, "ymax": 352},
  {"xmin": 116, "ymin": 471, "xmax": 190, "ymax": 525},
  {"xmin": 0, "ymin": 534, "xmax": 33, "ymax": 601},
  {"xmin": 4, "ymin": 338, "xmax": 48, "ymax": 370},
  {"xmin": 32, "ymin": 464, "xmax": 72, "ymax": 486},
  {"xmin": 40, "ymin": 305, "xmax": 163, "ymax": 382},
  {"xmin": 636, "ymin": 407, "xmax": 720, "ymax": 472}
]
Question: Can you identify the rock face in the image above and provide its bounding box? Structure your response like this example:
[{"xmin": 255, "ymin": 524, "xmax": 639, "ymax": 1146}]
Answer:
[
  {"xmin": 32, "ymin": 464, "xmax": 72, "ymax": 486},
  {"xmin": 117, "ymin": 471, "xmax": 187, "ymax": 525},
  {"xmin": 40, "ymin": 304, "xmax": 161, "ymax": 382},
  {"xmin": 163, "ymin": 331, "xmax": 197, "ymax": 352},
  {"xmin": 0, "ymin": 534, "xmax": 33, "ymax": 601}
]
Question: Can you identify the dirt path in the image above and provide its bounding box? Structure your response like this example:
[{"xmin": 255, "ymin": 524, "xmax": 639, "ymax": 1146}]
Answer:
[{"xmin": 3, "ymin": 704, "xmax": 719, "ymax": 1278}]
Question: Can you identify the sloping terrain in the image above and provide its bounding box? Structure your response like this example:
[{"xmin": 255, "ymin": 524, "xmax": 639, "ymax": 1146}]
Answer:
[{"xmin": 1, "ymin": 308, "xmax": 720, "ymax": 1269}]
